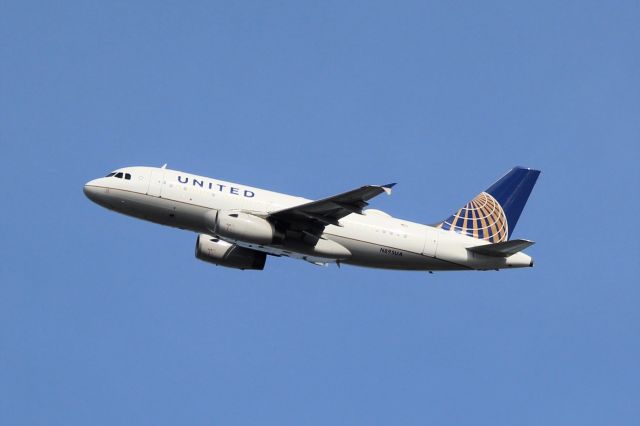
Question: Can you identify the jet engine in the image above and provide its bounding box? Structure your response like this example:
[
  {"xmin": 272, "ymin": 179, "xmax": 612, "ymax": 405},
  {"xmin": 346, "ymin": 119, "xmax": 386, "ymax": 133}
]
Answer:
[
  {"xmin": 195, "ymin": 234, "xmax": 266, "ymax": 270},
  {"xmin": 205, "ymin": 210, "xmax": 284, "ymax": 245}
]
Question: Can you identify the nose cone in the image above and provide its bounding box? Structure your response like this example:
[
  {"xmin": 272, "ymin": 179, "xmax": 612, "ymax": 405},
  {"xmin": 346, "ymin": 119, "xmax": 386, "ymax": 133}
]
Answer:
[
  {"xmin": 83, "ymin": 179, "xmax": 100, "ymax": 202},
  {"xmin": 83, "ymin": 178, "xmax": 112, "ymax": 208}
]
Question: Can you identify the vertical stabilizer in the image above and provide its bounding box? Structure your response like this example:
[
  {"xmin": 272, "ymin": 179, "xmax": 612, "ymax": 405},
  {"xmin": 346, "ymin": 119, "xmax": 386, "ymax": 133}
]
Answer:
[{"xmin": 437, "ymin": 167, "xmax": 540, "ymax": 242}]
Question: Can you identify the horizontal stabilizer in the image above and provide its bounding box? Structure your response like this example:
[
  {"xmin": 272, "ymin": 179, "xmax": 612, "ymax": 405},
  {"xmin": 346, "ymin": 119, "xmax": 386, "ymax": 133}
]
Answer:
[{"xmin": 467, "ymin": 239, "xmax": 535, "ymax": 257}]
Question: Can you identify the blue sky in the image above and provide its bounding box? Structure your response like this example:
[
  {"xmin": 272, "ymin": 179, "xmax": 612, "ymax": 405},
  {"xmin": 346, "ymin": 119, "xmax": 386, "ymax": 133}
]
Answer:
[{"xmin": 1, "ymin": 1, "xmax": 638, "ymax": 425}]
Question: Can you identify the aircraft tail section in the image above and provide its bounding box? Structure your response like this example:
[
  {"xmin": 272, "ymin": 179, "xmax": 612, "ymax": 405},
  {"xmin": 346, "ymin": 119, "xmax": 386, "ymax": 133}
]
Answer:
[
  {"xmin": 437, "ymin": 167, "xmax": 540, "ymax": 242},
  {"xmin": 467, "ymin": 239, "xmax": 535, "ymax": 257}
]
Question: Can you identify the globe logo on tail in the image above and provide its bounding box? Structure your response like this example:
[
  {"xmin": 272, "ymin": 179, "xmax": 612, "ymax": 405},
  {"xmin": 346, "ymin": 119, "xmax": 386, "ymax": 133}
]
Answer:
[{"xmin": 437, "ymin": 192, "xmax": 508, "ymax": 243}]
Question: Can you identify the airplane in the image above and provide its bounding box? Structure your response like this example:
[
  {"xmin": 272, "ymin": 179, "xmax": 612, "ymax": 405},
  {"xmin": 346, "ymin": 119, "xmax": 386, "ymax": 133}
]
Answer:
[{"xmin": 83, "ymin": 165, "xmax": 540, "ymax": 272}]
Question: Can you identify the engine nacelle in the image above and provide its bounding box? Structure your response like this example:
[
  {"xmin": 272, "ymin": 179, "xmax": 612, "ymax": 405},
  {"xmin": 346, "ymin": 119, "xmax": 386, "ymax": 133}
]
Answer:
[
  {"xmin": 195, "ymin": 234, "xmax": 266, "ymax": 270},
  {"xmin": 206, "ymin": 210, "xmax": 283, "ymax": 245}
]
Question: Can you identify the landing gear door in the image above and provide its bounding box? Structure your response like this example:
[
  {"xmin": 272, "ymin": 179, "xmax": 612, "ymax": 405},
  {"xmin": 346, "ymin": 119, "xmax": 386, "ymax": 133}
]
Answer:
[{"xmin": 147, "ymin": 169, "xmax": 165, "ymax": 197}]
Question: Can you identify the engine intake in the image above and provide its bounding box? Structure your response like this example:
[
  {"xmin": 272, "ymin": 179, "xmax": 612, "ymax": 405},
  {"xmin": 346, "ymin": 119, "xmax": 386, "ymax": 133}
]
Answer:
[{"xmin": 195, "ymin": 234, "xmax": 266, "ymax": 270}]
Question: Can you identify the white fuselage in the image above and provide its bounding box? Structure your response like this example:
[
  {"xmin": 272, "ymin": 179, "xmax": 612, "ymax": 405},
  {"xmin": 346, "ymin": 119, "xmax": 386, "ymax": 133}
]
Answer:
[{"xmin": 84, "ymin": 166, "xmax": 533, "ymax": 271}]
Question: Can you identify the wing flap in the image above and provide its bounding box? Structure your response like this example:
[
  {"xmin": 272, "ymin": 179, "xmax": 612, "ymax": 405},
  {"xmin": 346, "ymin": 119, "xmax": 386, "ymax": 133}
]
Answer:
[{"xmin": 467, "ymin": 239, "xmax": 535, "ymax": 257}]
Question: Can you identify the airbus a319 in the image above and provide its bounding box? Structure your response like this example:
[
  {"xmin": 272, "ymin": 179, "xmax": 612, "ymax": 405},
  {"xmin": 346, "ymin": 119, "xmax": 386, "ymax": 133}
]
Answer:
[{"xmin": 84, "ymin": 166, "xmax": 540, "ymax": 272}]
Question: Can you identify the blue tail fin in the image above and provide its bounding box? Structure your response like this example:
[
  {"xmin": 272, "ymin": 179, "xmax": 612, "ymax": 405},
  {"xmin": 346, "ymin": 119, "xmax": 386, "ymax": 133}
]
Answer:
[{"xmin": 437, "ymin": 167, "xmax": 540, "ymax": 242}]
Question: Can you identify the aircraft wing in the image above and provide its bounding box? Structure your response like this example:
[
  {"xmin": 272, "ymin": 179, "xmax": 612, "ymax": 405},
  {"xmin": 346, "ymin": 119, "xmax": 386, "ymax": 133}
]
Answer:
[{"xmin": 268, "ymin": 183, "xmax": 396, "ymax": 230}]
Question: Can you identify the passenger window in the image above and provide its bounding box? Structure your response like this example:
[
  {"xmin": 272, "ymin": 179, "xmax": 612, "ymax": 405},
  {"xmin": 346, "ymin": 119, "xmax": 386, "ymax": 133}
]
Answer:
[
  {"xmin": 125, "ymin": 173, "xmax": 131, "ymax": 180},
  {"xmin": 115, "ymin": 172, "xmax": 123, "ymax": 178}
]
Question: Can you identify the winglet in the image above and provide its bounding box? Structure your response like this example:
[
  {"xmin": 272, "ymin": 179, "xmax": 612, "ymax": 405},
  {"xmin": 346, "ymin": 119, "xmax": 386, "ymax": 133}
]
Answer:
[
  {"xmin": 161, "ymin": 163, "xmax": 167, "ymax": 169},
  {"xmin": 382, "ymin": 183, "xmax": 396, "ymax": 195}
]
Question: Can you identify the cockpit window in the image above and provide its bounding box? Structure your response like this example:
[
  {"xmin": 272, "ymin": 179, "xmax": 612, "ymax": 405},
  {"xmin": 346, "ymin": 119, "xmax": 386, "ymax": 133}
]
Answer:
[{"xmin": 105, "ymin": 171, "xmax": 130, "ymax": 179}]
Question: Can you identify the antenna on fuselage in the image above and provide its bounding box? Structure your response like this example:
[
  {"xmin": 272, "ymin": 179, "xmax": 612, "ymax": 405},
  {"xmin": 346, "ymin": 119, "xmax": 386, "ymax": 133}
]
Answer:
[{"xmin": 161, "ymin": 163, "xmax": 167, "ymax": 169}]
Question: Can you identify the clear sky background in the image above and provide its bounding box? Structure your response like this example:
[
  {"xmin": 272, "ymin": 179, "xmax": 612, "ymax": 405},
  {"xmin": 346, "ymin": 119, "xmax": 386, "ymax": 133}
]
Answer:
[{"xmin": 1, "ymin": 1, "xmax": 639, "ymax": 425}]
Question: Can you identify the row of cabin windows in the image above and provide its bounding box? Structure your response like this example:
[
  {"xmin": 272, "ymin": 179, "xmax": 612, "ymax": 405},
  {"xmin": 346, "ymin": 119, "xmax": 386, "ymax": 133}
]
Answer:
[{"xmin": 106, "ymin": 172, "xmax": 132, "ymax": 180}]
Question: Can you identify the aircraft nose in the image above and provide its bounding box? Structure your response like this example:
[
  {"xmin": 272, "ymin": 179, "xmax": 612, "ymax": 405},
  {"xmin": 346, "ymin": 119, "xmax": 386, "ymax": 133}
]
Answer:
[{"xmin": 83, "ymin": 179, "xmax": 103, "ymax": 203}]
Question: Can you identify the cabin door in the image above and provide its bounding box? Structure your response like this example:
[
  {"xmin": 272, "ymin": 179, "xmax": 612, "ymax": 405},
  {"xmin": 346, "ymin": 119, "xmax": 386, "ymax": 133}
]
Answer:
[
  {"xmin": 147, "ymin": 169, "xmax": 165, "ymax": 197},
  {"xmin": 422, "ymin": 227, "xmax": 438, "ymax": 258}
]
